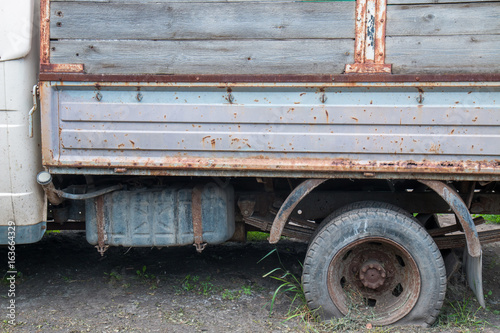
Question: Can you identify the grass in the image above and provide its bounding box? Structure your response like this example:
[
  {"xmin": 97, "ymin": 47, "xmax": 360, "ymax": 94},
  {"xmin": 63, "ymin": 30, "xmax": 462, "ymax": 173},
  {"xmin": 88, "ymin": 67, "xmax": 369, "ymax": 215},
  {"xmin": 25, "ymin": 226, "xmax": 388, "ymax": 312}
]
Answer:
[
  {"xmin": 260, "ymin": 249, "xmax": 386, "ymax": 332},
  {"xmin": 437, "ymin": 297, "xmax": 487, "ymax": 329},
  {"xmin": 247, "ymin": 231, "xmax": 269, "ymax": 242},
  {"xmin": 178, "ymin": 274, "xmax": 254, "ymax": 299},
  {"xmin": 104, "ymin": 271, "xmax": 122, "ymax": 282},
  {"xmin": 135, "ymin": 265, "xmax": 158, "ymax": 289},
  {"xmin": 178, "ymin": 274, "xmax": 215, "ymax": 296},
  {"xmin": 477, "ymin": 214, "xmax": 500, "ymax": 224},
  {"xmin": 221, "ymin": 285, "xmax": 253, "ymax": 300},
  {"xmin": 260, "ymin": 248, "xmax": 311, "ymax": 323}
]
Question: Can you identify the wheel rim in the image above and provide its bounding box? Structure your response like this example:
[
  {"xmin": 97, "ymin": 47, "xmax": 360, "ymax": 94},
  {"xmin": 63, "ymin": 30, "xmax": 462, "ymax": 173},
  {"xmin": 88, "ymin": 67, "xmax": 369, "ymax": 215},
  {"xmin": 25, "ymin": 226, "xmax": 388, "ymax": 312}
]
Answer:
[{"xmin": 327, "ymin": 237, "xmax": 421, "ymax": 325}]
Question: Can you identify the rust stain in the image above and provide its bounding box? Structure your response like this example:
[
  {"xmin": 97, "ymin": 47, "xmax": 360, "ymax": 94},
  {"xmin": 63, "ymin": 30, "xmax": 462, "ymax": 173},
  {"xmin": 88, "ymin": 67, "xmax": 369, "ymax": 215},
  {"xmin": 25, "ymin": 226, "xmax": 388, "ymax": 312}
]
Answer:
[
  {"xmin": 39, "ymin": 73, "xmax": 500, "ymax": 83},
  {"xmin": 43, "ymin": 155, "xmax": 500, "ymax": 177}
]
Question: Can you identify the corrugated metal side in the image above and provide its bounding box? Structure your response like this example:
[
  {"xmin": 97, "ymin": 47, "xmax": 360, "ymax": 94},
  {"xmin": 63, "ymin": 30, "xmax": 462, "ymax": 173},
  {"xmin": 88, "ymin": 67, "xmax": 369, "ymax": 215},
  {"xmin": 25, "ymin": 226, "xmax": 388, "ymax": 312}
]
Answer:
[{"xmin": 40, "ymin": 81, "xmax": 500, "ymax": 180}]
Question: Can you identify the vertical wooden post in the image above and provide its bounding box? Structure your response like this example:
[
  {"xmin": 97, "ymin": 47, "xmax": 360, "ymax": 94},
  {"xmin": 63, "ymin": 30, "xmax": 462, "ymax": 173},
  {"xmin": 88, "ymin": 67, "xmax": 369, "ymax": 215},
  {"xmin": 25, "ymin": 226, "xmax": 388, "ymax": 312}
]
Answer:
[
  {"xmin": 345, "ymin": 0, "xmax": 391, "ymax": 74},
  {"xmin": 39, "ymin": 0, "xmax": 84, "ymax": 73}
]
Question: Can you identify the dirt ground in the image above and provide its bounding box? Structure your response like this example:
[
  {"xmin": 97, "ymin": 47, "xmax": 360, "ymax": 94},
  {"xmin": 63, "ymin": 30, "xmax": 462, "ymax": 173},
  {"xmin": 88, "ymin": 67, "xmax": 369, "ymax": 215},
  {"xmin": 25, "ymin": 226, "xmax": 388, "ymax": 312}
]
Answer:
[{"xmin": 1, "ymin": 225, "xmax": 500, "ymax": 333}]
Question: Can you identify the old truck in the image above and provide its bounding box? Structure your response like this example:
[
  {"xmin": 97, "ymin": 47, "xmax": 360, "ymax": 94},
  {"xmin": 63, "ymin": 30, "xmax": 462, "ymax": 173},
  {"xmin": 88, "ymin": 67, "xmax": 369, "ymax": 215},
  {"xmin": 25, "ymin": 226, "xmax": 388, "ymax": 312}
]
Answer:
[{"xmin": 2, "ymin": 0, "xmax": 500, "ymax": 326}]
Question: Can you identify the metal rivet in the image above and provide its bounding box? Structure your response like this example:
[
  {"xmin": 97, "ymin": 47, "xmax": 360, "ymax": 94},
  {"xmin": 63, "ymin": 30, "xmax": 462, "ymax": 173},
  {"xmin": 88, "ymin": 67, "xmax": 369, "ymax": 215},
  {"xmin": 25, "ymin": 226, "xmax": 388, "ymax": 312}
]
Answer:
[
  {"xmin": 320, "ymin": 93, "xmax": 327, "ymax": 104},
  {"xmin": 416, "ymin": 94, "xmax": 424, "ymax": 104}
]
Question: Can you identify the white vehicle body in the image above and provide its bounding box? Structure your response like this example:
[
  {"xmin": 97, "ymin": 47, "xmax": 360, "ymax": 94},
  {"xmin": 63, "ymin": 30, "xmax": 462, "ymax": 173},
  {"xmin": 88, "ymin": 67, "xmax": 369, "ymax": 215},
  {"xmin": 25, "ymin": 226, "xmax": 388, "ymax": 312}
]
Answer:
[{"xmin": 0, "ymin": 0, "xmax": 46, "ymax": 243}]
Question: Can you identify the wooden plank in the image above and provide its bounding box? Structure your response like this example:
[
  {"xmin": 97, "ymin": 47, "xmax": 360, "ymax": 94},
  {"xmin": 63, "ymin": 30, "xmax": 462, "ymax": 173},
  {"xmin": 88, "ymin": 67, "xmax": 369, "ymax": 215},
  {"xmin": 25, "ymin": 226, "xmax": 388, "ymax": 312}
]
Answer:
[
  {"xmin": 388, "ymin": 0, "xmax": 499, "ymax": 4},
  {"xmin": 50, "ymin": 2, "xmax": 355, "ymax": 40},
  {"xmin": 386, "ymin": 35, "xmax": 500, "ymax": 74},
  {"xmin": 434, "ymin": 229, "xmax": 500, "ymax": 250},
  {"xmin": 387, "ymin": 3, "xmax": 500, "ymax": 36},
  {"xmin": 50, "ymin": 39, "xmax": 354, "ymax": 75},
  {"xmin": 51, "ymin": 0, "xmax": 352, "ymax": 2}
]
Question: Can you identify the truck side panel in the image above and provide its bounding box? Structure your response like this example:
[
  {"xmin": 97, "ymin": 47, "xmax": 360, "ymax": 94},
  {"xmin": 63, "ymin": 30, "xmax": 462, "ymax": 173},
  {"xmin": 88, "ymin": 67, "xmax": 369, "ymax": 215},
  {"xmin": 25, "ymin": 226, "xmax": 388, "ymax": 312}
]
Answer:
[{"xmin": 40, "ymin": 82, "xmax": 500, "ymax": 179}]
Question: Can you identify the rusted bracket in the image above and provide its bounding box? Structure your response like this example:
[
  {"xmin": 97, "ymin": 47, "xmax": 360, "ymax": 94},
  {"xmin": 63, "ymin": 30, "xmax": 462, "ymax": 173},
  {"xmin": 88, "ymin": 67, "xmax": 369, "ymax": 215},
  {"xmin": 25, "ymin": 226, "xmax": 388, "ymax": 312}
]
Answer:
[
  {"xmin": 269, "ymin": 179, "xmax": 327, "ymax": 244},
  {"xmin": 418, "ymin": 180, "xmax": 481, "ymax": 258},
  {"xmin": 464, "ymin": 250, "xmax": 485, "ymax": 308},
  {"xmin": 40, "ymin": 0, "xmax": 84, "ymax": 74},
  {"xmin": 192, "ymin": 185, "xmax": 207, "ymax": 253},
  {"xmin": 418, "ymin": 180, "xmax": 484, "ymax": 308},
  {"xmin": 345, "ymin": 0, "xmax": 391, "ymax": 74},
  {"xmin": 95, "ymin": 195, "xmax": 109, "ymax": 256}
]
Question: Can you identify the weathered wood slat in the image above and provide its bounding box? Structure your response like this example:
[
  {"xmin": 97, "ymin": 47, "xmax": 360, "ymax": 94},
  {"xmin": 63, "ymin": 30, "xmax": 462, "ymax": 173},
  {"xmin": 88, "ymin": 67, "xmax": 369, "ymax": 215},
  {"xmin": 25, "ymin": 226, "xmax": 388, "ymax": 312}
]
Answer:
[
  {"xmin": 50, "ymin": 2, "xmax": 355, "ymax": 40},
  {"xmin": 50, "ymin": 39, "xmax": 354, "ymax": 74},
  {"xmin": 386, "ymin": 35, "xmax": 500, "ymax": 74},
  {"xmin": 51, "ymin": 0, "xmax": 353, "ymax": 2},
  {"xmin": 388, "ymin": 0, "xmax": 499, "ymax": 4},
  {"xmin": 387, "ymin": 3, "xmax": 500, "ymax": 36}
]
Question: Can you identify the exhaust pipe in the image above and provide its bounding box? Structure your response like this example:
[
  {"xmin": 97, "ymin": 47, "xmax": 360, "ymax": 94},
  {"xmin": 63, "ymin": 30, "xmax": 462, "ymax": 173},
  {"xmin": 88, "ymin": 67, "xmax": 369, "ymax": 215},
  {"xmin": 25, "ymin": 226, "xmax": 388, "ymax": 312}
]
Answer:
[
  {"xmin": 37, "ymin": 171, "xmax": 124, "ymax": 205},
  {"xmin": 36, "ymin": 171, "xmax": 64, "ymax": 205}
]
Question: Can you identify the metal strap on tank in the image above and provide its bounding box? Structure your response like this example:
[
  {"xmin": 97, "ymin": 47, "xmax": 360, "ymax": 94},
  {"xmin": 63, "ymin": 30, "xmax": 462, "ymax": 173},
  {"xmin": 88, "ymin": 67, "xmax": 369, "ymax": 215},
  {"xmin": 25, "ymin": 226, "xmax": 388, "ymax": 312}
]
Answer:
[
  {"xmin": 95, "ymin": 195, "xmax": 109, "ymax": 256},
  {"xmin": 192, "ymin": 185, "xmax": 207, "ymax": 253}
]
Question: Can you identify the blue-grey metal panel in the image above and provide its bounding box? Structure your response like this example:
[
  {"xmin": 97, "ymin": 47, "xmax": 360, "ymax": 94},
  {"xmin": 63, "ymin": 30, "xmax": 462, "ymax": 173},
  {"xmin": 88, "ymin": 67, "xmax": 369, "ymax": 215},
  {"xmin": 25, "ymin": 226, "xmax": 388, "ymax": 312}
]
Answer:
[
  {"xmin": 0, "ymin": 222, "xmax": 46, "ymax": 245},
  {"xmin": 85, "ymin": 183, "xmax": 235, "ymax": 247},
  {"xmin": 40, "ymin": 81, "xmax": 500, "ymax": 178}
]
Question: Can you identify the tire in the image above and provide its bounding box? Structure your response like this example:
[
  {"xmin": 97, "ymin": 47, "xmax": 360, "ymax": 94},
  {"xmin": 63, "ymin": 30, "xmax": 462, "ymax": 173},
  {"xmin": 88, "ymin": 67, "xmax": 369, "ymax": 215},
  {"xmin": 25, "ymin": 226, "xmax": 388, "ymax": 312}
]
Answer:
[
  {"xmin": 303, "ymin": 207, "xmax": 446, "ymax": 327},
  {"xmin": 310, "ymin": 201, "xmax": 414, "ymax": 245}
]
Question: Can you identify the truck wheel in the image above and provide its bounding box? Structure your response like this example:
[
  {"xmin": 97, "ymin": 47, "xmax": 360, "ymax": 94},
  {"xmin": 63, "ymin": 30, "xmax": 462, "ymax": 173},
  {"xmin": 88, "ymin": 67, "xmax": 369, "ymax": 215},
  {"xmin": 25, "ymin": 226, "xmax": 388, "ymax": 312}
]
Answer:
[
  {"xmin": 303, "ymin": 208, "xmax": 446, "ymax": 327},
  {"xmin": 310, "ymin": 201, "xmax": 413, "ymax": 243}
]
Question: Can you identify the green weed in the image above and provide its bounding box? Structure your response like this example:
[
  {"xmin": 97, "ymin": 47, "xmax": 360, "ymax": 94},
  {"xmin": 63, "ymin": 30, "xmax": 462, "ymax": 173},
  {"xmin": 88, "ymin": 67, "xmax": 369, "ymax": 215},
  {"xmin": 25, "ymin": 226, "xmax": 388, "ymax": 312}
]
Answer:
[
  {"xmin": 318, "ymin": 287, "xmax": 376, "ymax": 332},
  {"xmin": 136, "ymin": 265, "xmax": 155, "ymax": 280},
  {"xmin": 260, "ymin": 249, "xmax": 377, "ymax": 331},
  {"xmin": 221, "ymin": 289, "xmax": 240, "ymax": 300},
  {"xmin": 241, "ymin": 285, "xmax": 252, "ymax": 296},
  {"xmin": 260, "ymin": 249, "xmax": 311, "ymax": 322},
  {"xmin": 221, "ymin": 285, "xmax": 253, "ymax": 300},
  {"xmin": 247, "ymin": 231, "xmax": 269, "ymax": 242},
  {"xmin": 473, "ymin": 214, "xmax": 500, "ymax": 224},
  {"xmin": 438, "ymin": 298, "xmax": 487, "ymax": 328},
  {"xmin": 180, "ymin": 275, "xmax": 215, "ymax": 296},
  {"xmin": 104, "ymin": 271, "xmax": 122, "ymax": 282},
  {"xmin": 135, "ymin": 265, "xmax": 158, "ymax": 289}
]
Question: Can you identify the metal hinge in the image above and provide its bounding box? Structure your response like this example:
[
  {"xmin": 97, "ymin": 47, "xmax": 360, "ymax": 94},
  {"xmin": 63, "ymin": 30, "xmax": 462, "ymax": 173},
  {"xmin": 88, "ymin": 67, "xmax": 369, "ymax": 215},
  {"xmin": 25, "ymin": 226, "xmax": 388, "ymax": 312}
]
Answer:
[{"xmin": 28, "ymin": 85, "xmax": 39, "ymax": 138}]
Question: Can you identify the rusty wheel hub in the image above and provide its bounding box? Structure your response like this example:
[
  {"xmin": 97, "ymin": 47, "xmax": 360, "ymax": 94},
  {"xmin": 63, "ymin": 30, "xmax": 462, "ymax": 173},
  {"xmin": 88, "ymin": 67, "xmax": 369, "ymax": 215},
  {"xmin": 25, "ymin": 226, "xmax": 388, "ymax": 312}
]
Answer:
[
  {"xmin": 327, "ymin": 237, "xmax": 421, "ymax": 326},
  {"xmin": 359, "ymin": 260, "xmax": 386, "ymax": 289}
]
